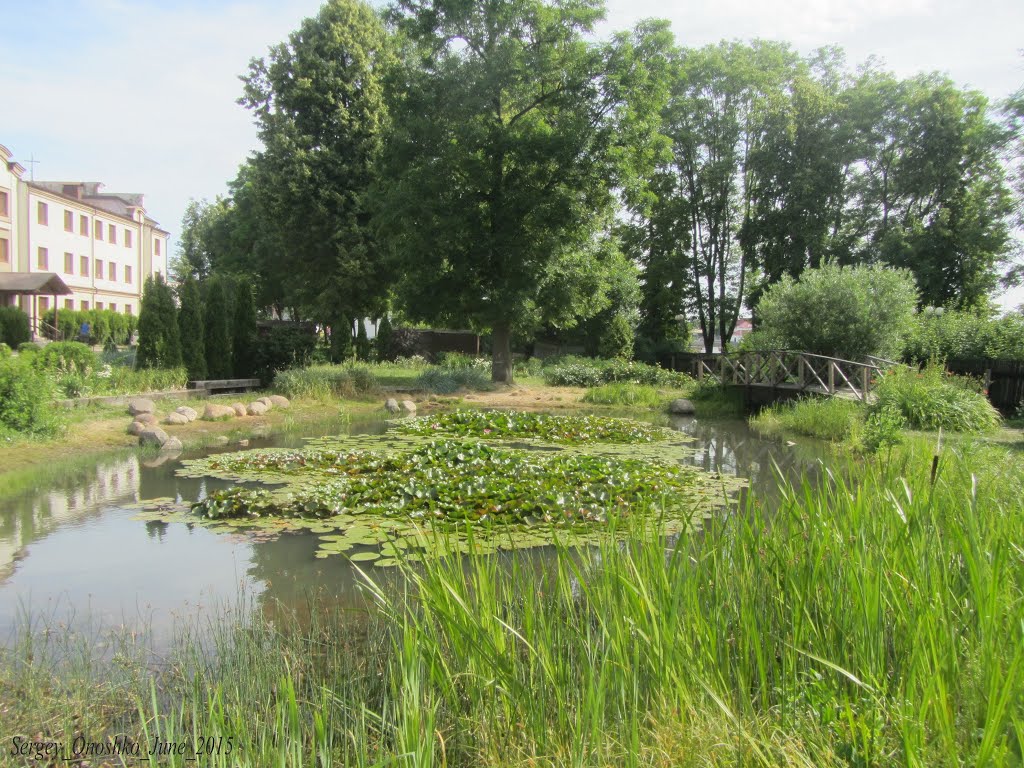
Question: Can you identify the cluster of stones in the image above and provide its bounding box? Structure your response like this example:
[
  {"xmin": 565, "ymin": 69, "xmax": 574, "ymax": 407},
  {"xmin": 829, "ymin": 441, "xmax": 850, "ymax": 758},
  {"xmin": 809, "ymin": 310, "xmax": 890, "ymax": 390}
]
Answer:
[
  {"xmin": 384, "ymin": 398, "xmax": 417, "ymax": 415},
  {"xmin": 126, "ymin": 395, "xmax": 291, "ymax": 449}
]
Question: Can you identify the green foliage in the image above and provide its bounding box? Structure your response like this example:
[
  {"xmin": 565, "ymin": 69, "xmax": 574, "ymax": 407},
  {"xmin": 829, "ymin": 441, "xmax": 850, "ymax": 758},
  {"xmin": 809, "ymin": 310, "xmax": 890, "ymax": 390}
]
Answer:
[
  {"xmin": 0, "ymin": 357, "xmax": 62, "ymax": 437},
  {"xmin": 31, "ymin": 342, "xmax": 96, "ymax": 375},
  {"xmin": 872, "ymin": 364, "xmax": 1001, "ymax": 432},
  {"xmin": 686, "ymin": 381, "xmax": 746, "ymax": 418},
  {"xmin": 903, "ymin": 309, "xmax": 1024, "ymax": 362},
  {"xmin": 203, "ymin": 279, "xmax": 232, "ymax": 378},
  {"xmin": 354, "ymin": 318, "xmax": 371, "ymax": 361},
  {"xmin": 330, "ymin": 316, "xmax": 353, "ymax": 363},
  {"xmin": 756, "ymin": 263, "xmax": 918, "ymax": 359},
  {"xmin": 858, "ymin": 405, "xmax": 907, "ymax": 453},
  {"xmin": 0, "ymin": 343, "xmax": 10, "ymax": 358},
  {"xmin": 42, "ymin": 308, "xmax": 132, "ymax": 345},
  {"xmin": 136, "ymin": 274, "xmax": 182, "ymax": 369},
  {"xmin": 581, "ymin": 383, "xmax": 665, "ymax": 408},
  {"xmin": 374, "ymin": 315, "xmax": 394, "ymax": 361},
  {"xmin": 232, "ymin": 282, "xmax": 258, "ymax": 378},
  {"xmin": 177, "ymin": 279, "xmax": 207, "ymax": 380},
  {"xmin": 597, "ymin": 312, "xmax": 635, "ymax": 360},
  {"xmin": 542, "ymin": 356, "xmax": 693, "ymax": 388},
  {"xmin": 751, "ymin": 397, "xmax": 865, "ymax": 442},
  {"xmin": 396, "ymin": 410, "xmax": 668, "ymax": 446},
  {"xmin": 254, "ymin": 324, "xmax": 318, "ymax": 384},
  {"xmin": 414, "ymin": 366, "xmax": 490, "ymax": 395},
  {"xmin": 0, "ymin": 306, "xmax": 30, "ymax": 347},
  {"xmin": 272, "ymin": 364, "xmax": 379, "ymax": 400}
]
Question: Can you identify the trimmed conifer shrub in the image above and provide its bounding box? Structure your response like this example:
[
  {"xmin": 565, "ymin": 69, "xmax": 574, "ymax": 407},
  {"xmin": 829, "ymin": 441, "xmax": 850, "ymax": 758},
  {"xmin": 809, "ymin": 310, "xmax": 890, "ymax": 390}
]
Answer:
[
  {"xmin": 136, "ymin": 274, "xmax": 182, "ymax": 369},
  {"xmin": 232, "ymin": 282, "xmax": 257, "ymax": 378},
  {"xmin": 178, "ymin": 279, "xmax": 207, "ymax": 380},
  {"xmin": 204, "ymin": 279, "xmax": 232, "ymax": 378}
]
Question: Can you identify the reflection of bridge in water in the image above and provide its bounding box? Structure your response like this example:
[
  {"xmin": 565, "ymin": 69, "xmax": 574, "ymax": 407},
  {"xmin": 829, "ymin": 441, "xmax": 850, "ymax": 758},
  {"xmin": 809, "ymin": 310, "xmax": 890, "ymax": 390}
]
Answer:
[{"xmin": 690, "ymin": 350, "xmax": 898, "ymax": 404}]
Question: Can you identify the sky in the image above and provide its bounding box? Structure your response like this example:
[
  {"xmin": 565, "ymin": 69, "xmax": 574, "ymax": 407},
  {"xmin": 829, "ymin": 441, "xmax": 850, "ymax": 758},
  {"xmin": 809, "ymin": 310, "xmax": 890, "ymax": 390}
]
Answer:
[{"xmin": 1, "ymin": 0, "xmax": 1022, "ymax": 307}]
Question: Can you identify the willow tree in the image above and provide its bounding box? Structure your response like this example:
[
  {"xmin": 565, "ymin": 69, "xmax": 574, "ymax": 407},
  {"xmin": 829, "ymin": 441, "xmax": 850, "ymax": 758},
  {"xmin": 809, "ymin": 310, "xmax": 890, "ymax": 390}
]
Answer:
[{"xmin": 377, "ymin": 0, "xmax": 661, "ymax": 382}]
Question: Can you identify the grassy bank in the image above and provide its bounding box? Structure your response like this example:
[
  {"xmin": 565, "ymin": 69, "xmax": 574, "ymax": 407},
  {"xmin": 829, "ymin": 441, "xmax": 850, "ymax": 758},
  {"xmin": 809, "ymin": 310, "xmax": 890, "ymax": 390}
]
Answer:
[{"xmin": 3, "ymin": 436, "xmax": 1020, "ymax": 766}]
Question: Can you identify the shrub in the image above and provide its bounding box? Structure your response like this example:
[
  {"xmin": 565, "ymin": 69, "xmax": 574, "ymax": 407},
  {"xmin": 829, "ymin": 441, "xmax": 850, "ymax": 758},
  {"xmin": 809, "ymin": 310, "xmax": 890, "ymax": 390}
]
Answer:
[
  {"xmin": 597, "ymin": 312, "xmax": 634, "ymax": 360},
  {"xmin": 0, "ymin": 343, "xmax": 10, "ymax": 358},
  {"xmin": 903, "ymin": 309, "xmax": 1024, "ymax": 363},
  {"xmin": 513, "ymin": 356, "xmax": 543, "ymax": 378},
  {"xmin": 581, "ymin": 383, "xmax": 664, "ymax": 408},
  {"xmin": 254, "ymin": 324, "xmax": 318, "ymax": 384},
  {"xmin": 0, "ymin": 306, "xmax": 30, "ymax": 347},
  {"xmin": 756, "ymin": 264, "xmax": 918, "ymax": 360},
  {"xmin": 542, "ymin": 356, "xmax": 692, "ymax": 388},
  {"xmin": 0, "ymin": 357, "xmax": 62, "ymax": 436},
  {"xmin": 178, "ymin": 279, "xmax": 207, "ymax": 381},
  {"xmin": 872, "ymin": 364, "xmax": 1001, "ymax": 432},
  {"xmin": 273, "ymin": 364, "xmax": 380, "ymax": 400},
  {"xmin": 415, "ymin": 365, "xmax": 491, "ymax": 394},
  {"xmin": 137, "ymin": 274, "xmax": 182, "ymax": 369},
  {"xmin": 857, "ymin": 405, "xmax": 906, "ymax": 453},
  {"xmin": 32, "ymin": 341, "xmax": 96, "ymax": 375},
  {"xmin": 374, "ymin": 315, "xmax": 394, "ymax": 361},
  {"xmin": 203, "ymin": 279, "xmax": 232, "ymax": 378},
  {"xmin": 232, "ymin": 282, "xmax": 258, "ymax": 378},
  {"xmin": 686, "ymin": 381, "xmax": 745, "ymax": 418}
]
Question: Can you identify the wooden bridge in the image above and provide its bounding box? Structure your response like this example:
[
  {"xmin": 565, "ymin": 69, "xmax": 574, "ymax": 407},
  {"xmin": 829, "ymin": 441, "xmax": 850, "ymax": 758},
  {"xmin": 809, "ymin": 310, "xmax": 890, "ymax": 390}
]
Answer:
[{"xmin": 691, "ymin": 350, "xmax": 898, "ymax": 402}]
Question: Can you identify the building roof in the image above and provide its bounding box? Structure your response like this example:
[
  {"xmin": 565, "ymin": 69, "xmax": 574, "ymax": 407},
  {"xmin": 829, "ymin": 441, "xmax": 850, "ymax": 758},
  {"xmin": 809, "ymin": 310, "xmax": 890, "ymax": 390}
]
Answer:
[{"xmin": 0, "ymin": 272, "xmax": 73, "ymax": 295}]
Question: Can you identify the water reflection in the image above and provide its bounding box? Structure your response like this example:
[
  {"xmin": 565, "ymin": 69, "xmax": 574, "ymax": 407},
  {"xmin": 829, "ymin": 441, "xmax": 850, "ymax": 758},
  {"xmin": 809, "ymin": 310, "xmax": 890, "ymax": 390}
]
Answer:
[{"xmin": 0, "ymin": 415, "xmax": 822, "ymax": 650}]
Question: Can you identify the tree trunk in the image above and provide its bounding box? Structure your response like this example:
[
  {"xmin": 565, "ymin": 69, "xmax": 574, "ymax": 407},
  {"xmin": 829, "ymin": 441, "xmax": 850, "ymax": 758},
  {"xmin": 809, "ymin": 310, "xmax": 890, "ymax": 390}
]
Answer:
[{"xmin": 491, "ymin": 322, "xmax": 514, "ymax": 384}]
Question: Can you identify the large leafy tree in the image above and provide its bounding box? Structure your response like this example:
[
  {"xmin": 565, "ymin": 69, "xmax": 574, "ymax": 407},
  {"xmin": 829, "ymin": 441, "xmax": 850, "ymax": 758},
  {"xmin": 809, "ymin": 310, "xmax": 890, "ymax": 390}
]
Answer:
[
  {"xmin": 377, "ymin": 0, "xmax": 660, "ymax": 382},
  {"xmin": 240, "ymin": 0, "xmax": 393, "ymax": 331}
]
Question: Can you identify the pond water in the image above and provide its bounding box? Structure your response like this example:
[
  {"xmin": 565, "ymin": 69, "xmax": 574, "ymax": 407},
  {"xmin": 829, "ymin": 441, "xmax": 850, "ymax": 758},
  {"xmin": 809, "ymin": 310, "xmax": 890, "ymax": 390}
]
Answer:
[{"xmin": 0, "ymin": 414, "xmax": 823, "ymax": 651}]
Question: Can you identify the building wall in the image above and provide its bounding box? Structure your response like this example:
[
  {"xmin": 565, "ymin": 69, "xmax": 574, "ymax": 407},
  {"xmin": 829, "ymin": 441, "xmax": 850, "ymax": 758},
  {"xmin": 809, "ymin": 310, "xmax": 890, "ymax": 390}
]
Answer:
[{"xmin": 0, "ymin": 143, "xmax": 170, "ymax": 320}]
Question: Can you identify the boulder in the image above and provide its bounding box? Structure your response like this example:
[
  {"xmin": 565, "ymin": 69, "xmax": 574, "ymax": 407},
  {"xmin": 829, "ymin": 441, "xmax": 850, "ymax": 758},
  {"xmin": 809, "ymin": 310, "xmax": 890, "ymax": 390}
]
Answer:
[
  {"xmin": 160, "ymin": 436, "xmax": 183, "ymax": 452},
  {"xmin": 268, "ymin": 395, "xmax": 290, "ymax": 409},
  {"xmin": 138, "ymin": 427, "xmax": 169, "ymax": 448},
  {"xmin": 128, "ymin": 398, "xmax": 156, "ymax": 416},
  {"xmin": 175, "ymin": 406, "xmax": 198, "ymax": 422},
  {"xmin": 384, "ymin": 398, "xmax": 400, "ymax": 414},
  {"xmin": 134, "ymin": 412, "xmax": 157, "ymax": 425},
  {"xmin": 668, "ymin": 398, "xmax": 696, "ymax": 415},
  {"xmin": 236, "ymin": 439, "xmax": 250, "ymax": 447},
  {"xmin": 213, "ymin": 436, "xmax": 230, "ymax": 446},
  {"xmin": 400, "ymin": 400, "xmax": 417, "ymax": 415},
  {"xmin": 231, "ymin": 402, "xmax": 247, "ymax": 417},
  {"xmin": 127, "ymin": 420, "xmax": 146, "ymax": 436},
  {"xmin": 246, "ymin": 401, "xmax": 269, "ymax": 416},
  {"xmin": 164, "ymin": 412, "xmax": 189, "ymax": 426},
  {"xmin": 256, "ymin": 396, "xmax": 274, "ymax": 409},
  {"xmin": 202, "ymin": 404, "xmax": 237, "ymax": 420}
]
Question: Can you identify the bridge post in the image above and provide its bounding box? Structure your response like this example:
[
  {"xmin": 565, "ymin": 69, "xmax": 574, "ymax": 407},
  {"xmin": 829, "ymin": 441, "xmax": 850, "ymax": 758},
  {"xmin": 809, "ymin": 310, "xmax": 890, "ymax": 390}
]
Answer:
[
  {"xmin": 828, "ymin": 362, "xmax": 835, "ymax": 394},
  {"xmin": 798, "ymin": 356, "xmax": 805, "ymax": 390},
  {"xmin": 862, "ymin": 366, "xmax": 869, "ymax": 401}
]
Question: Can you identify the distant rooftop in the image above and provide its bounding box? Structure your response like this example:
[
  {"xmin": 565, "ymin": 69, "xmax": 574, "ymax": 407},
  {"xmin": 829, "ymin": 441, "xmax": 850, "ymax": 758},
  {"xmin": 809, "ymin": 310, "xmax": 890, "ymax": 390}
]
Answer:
[{"xmin": 30, "ymin": 180, "xmax": 147, "ymax": 220}]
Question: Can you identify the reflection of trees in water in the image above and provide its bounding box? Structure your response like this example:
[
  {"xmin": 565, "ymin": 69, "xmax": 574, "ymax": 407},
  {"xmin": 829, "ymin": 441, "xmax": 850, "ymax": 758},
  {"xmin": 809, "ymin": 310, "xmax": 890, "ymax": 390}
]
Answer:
[{"xmin": 671, "ymin": 416, "xmax": 823, "ymax": 502}]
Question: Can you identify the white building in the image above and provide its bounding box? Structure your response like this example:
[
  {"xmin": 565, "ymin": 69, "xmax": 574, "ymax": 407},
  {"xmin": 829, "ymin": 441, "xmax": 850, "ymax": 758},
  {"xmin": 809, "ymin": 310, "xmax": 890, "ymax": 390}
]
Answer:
[{"xmin": 1, "ymin": 143, "xmax": 169, "ymax": 334}]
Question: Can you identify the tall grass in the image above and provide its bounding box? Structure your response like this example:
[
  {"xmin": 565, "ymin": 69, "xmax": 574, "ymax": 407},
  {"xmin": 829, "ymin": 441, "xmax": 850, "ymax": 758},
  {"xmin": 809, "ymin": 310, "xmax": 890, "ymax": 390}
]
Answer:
[
  {"xmin": 873, "ymin": 364, "xmax": 1001, "ymax": 432},
  {"xmin": 581, "ymin": 382, "xmax": 665, "ymax": 408},
  {"xmin": 273, "ymin": 364, "xmax": 380, "ymax": 400},
  {"xmin": 751, "ymin": 396, "xmax": 865, "ymax": 442},
  {"xmin": 4, "ymin": 438, "xmax": 1022, "ymax": 765}
]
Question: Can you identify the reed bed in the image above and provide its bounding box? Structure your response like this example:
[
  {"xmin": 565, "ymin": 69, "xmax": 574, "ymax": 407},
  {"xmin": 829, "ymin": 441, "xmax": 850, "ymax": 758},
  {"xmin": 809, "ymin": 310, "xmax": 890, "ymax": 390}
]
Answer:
[{"xmin": 2, "ymin": 437, "xmax": 1021, "ymax": 766}]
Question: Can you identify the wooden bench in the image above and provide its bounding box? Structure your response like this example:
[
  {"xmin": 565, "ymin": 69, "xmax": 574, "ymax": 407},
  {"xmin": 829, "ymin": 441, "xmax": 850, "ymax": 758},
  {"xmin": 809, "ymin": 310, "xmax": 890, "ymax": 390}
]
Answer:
[{"xmin": 188, "ymin": 378, "xmax": 262, "ymax": 394}]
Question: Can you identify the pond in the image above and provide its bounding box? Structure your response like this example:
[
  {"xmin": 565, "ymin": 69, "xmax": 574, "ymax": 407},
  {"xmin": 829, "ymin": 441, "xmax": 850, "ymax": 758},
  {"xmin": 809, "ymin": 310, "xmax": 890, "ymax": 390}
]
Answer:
[{"xmin": 0, "ymin": 413, "xmax": 824, "ymax": 652}]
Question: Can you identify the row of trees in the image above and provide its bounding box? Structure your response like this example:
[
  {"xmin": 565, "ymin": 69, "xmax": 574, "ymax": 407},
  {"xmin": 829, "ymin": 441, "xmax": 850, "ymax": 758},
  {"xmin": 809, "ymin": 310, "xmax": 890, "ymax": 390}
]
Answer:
[
  {"xmin": 175, "ymin": 0, "xmax": 1023, "ymax": 380},
  {"xmin": 136, "ymin": 274, "xmax": 257, "ymax": 380}
]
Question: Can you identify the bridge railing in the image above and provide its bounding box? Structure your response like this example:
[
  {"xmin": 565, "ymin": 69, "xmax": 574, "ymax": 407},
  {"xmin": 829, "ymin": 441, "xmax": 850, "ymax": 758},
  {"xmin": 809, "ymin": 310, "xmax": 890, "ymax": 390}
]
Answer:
[{"xmin": 692, "ymin": 350, "xmax": 891, "ymax": 401}]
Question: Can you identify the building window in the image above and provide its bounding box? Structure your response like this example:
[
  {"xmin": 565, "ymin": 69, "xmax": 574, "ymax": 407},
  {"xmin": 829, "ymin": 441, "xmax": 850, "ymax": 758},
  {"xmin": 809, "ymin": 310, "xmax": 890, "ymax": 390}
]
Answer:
[
  {"xmin": 81, "ymin": 300, "xmax": 89, "ymax": 311},
  {"xmin": 124, "ymin": 230, "xmax": 133, "ymax": 248},
  {"xmin": 108, "ymin": 224, "xmax": 116, "ymax": 244},
  {"xmin": 37, "ymin": 247, "xmax": 49, "ymax": 270},
  {"xmin": 0, "ymin": 236, "xmax": 8, "ymax": 264},
  {"xmin": 64, "ymin": 210, "xmax": 73, "ymax": 232},
  {"xmin": 108, "ymin": 262, "xmax": 116, "ymax": 281},
  {"xmin": 95, "ymin": 258, "xmax": 103, "ymax": 278},
  {"xmin": 39, "ymin": 297, "xmax": 50, "ymax": 311},
  {"xmin": 154, "ymin": 238, "xmax": 161, "ymax": 256},
  {"xmin": 125, "ymin": 265, "xmax": 133, "ymax": 284},
  {"xmin": 96, "ymin": 301, "xmax": 103, "ymax": 310},
  {"xmin": 109, "ymin": 302, "xmax": 116, "ymax": 312},
  {"xmin": 64, "ymin": 252, "xmax": 73, "ymax": 273},
  {"xmin": 80, "ymin": 215, "xmax": 89, "ymax": 236},
  {"xmin": 0, "ymin": 189, "xmax": 9, "ymax": 217},
  {"xmin": 95, "ymin": 221, "xmax": 103, "ymax": 240},
  {"xmin": 65, "ymin": 299, "xmax": 74, "ymax": 310},
  {"xmin": 125, "ymin": 304, "xmax": 132, "ymax": 315},
  {"xmin": 80, "ymin": 256, "xmax": 89, "ymax": 277},
  {"xmin": 37, "ymin": 201, "xmax": 48, "ymax": 225}
]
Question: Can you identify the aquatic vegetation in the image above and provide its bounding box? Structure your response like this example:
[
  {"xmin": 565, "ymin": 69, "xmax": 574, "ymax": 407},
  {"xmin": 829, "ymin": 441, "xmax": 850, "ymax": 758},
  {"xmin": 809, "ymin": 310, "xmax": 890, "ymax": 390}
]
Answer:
[
  {"xmin": 139, "ymin": 411, "xmax": 740, "ymax": 564},
  {"xmin": 393, "ymin": 408, "xmax": 671, "ymax": 444}
]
